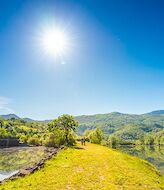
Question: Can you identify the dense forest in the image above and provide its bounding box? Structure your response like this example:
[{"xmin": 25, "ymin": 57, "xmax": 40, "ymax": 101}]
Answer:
[
  {"xmin": 76, "ymin": 111, "xmax": 164, "ymax": 146},
  {"xmin": 0, "ymin": 115, "xmax": 78, "ymax": 147},
  {"xmin": 0, "ymin": 111, "xmax": 164, "ymax": 147}
]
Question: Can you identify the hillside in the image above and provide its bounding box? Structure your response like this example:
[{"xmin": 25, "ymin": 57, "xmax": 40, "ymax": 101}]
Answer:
[
  {"xmin": 146, "ymin": 110, "xmax": 164, "ymax": 116},
  {"xmin": 76, "ymin": 111, "xmax": 164, "ymax": 142},
  {"xmin": 0, "ymin": 114, "xmax": 20, "ymax": 120},
  {"xmin": 1, "ymin": 111, "xmax": 164, "ymax": 144},
  {"xmin": 0, "ymin": 143, "xmax": 163, "ymax": 190}
]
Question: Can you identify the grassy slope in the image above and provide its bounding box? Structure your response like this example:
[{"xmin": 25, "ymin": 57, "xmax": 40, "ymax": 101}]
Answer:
[{"xmin": 0, "ymin": 143, "xmax": 163, "ymax": 190}]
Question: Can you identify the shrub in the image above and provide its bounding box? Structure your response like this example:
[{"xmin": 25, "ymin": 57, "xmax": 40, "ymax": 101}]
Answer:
[
  {"xmin": 89, "ymin": 128, "xmax": 104, "ymax": 144},
  {"xmin": 27, "ymin": 135, "xmax": 40, "ymax": 146},
  {"xmin": 108, "ymin": 136, "xmax": 120, "ymax": 148}
]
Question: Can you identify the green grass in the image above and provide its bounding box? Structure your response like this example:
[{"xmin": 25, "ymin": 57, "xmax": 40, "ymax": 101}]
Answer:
[{"xmin": 0, "ymin": 143, "xmax": 163, "ymax": 190}]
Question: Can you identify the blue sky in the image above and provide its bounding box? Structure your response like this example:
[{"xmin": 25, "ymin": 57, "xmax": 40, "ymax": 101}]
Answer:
[{"xmin": 0, "ymin": 0, "xmax": 164, "ymax": 119}]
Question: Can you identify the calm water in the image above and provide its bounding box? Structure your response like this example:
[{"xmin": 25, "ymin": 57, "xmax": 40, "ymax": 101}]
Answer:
[
  {"xmin": 115, "ymin": 145, "xmax": 164, "ymax": 175},
  {"xmin": 0, "ymin": 147, "xmax": 46, "ymax": 181}
]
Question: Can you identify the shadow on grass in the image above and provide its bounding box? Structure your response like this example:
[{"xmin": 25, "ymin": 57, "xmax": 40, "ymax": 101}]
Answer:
[
  {"xmin": 68, "ymin": 145, "xmax": 85, "ymax": 150},
  {"xmin": 73, "ymin": 146, "xmax": 85, "ymax": 150}
]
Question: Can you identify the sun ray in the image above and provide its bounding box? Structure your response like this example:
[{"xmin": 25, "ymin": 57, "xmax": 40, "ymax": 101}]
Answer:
[
  {"xmin": 38, "ymin": 25, "xmax": 70, "ymax": 59},
  {"xmin": 42, "ymin": 29, "xmax": 67, "ymax": 56}
]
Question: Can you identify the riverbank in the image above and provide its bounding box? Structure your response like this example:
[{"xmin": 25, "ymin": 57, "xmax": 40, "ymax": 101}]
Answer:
[{"xmin": 0, "ymin": 143, "xmax": 163, "ymax": 190}]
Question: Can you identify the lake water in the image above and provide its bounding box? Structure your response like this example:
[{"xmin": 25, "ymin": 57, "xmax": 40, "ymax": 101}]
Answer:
[
  {"xmin": 115, "ymin": 145, "xmax": 164, "ymax": 175},
  {"xmin": 0, "ymin": 147, "xmax": 46, "ymax": 181}
]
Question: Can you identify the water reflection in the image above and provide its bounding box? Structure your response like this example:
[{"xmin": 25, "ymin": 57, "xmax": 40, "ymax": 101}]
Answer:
[
  {"xmin": 0, "ymin": 170, "xmax": 18, "ymax": 181},
  {"xmin": 115, "ymin": 145, "xmax": 164, "ymax": 175},
  {"xmin": 0, "ymin": 147, "xmax": 46, "ymax": 181}
]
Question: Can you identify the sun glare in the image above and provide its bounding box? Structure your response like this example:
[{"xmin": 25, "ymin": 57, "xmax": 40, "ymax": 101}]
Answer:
[{"xmin": 40, "ymin": 27, "xmax": 69, "ymax": 57}]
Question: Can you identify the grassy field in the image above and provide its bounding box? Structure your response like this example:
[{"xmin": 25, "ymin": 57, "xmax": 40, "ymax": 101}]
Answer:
[{"xmin": 0, "ymin": 143, "xmax": 163, "ymax": 190}]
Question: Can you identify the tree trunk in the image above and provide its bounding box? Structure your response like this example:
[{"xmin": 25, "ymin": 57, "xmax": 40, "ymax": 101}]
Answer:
[
  {"xmin": 65, "ymin": 128, "xmax": 69, "ymax": 145},
  {"xmin": 65, "ymin": 133, "xmax": 69, "ymax": 145}
]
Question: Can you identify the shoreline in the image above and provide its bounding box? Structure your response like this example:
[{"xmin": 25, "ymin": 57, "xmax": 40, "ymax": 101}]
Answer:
[
  {"xmin": 0, "ymin": 146, "xmax": 63, "ymax": 184},
  {"xmin": 0, "ymin": 143, "xmax": 163, "ymax": 189}
]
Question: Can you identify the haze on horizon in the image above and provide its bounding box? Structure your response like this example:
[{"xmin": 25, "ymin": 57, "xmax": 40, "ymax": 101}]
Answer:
[{"xmin": 0, "ymin": 0, "xmax": 164, "ymax": 120}]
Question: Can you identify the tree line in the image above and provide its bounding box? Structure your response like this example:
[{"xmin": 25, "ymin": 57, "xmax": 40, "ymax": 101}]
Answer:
[
  {"xmin": 0, "ymin": 115, "xmax": 163, "ymax": 148},
  {"xmin": 0, "ymin": 115, "xmax": 78, "ymax": 147},
  {"xmin": 81, "ymin": 127, "xmax": 164, "ymax": 147}
]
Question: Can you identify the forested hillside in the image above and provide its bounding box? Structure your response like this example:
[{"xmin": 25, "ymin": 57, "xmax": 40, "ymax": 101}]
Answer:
[
  {"xmin": 0, "ymin": 115, "xmax": 77, "ymax": 147},
  {"xmin": 76, "ymin": 111, "xmax": 164, "ymax": 144},
  {"xmin": 1, "ymin": 111, "xmax": 164, "ymax": 145}
]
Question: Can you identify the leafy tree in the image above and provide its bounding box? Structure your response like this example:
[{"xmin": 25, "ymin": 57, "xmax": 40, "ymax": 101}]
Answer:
[
  {"xmin": 89, "ymin": 128, "xmax": 104, "ymax": 144},
  {"xmin": 49, "ymin": 114, "xmax": 78, "ymax": 145},
  {"xmin": 154, "ymin": 130, "xmax": 164, "ymax": 145},
  {"xmin": 44, "ymin": 133, "xmax": 56, "ymax": 147},
  {"xmin": 19, "ymin": 134, "xmax": 27, "ymax": 143},
  {"xmin": 27, "ymin": 134, "xmax": 40, "ymax": 146},
  {"xmin": 108, "ymin": 136, "xmax": 120, "ymax": 148},
  {"xmin": 0, "ymin": 128, "xmax": 10, "ymax": 138}
]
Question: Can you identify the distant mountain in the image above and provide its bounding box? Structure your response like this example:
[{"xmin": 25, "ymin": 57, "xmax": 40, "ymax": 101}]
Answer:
[
  {"xmin": 0, "ymin": 114, "xmax": 34, "ymax": 122},
  {"xmin": 0, "ymin": 114, "xmax": 20, "ymax": 119},
  {"xmin": 22, "ymin": 118, "xmax": 34, "ymax": 122},
  {"xmin": 76, "ymin": 111, "xmax": 164, "ymax": 137},
  {"xmin": 145, "ymin": 110, "xmax": 164, "ymax": 116},
  {"xmin": 1, "ymin": 110, "xmax": 164, "ymax": 137}
]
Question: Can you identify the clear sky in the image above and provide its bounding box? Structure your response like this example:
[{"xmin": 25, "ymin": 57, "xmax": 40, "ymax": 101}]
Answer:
[{"xmin": 0, "ymin": 0, "xmax": 164, "ymax": 119}]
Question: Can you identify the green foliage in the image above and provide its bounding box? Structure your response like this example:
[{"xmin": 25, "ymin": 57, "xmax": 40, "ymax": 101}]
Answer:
[
  {"xmin": 108, "ymin": 136, "xmax": 120, "ymax": 147},
  {"xmin": 144, "ymin": 134, "xmax": 154, "ymax": 145},
  {"xmin": 68, "ymin": 131, "xmax": 76, "ymax": 145},
  {"xmin": 0, "ymin": 128, "xmax": 12, "ymax": 138},
  {"xmin": 0, "ymin": 118, "xmax": 46, "ymax": 141},
  {"xmin": 0, "ymin": 115, "xmax": 78, "ymax": 147},
  {"xmin": 43, "ymin": 133, "xmax": 56, "ymax": 147},
  {"xmin": 76, "ymin": 113, "xmax": 164, "ymax": 145},
  {"xmin": 89, "ymin": 128, "xmax": 104, "ymax": 144},
  {"xmin": 154, "ymin": 130, "xmax": 164, "ymax": 145},
  {"xmin": 49, "ymin": 114, "xmax": 78, "ymax": 145},
  {"xmin": 43, "ymin": 130, "xmax": 66, "ymax": 147},
  {"xmin": 27, "ymin": 134, "xmax": 40, "ymax": 146},
  {"xmin": 19, "ymin": 134, "xmax": 27, "ymax": 143}
]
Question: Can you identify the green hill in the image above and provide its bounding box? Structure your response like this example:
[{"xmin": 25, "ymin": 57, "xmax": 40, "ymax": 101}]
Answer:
[
  {"xmin": 76, "ymin": 112, "xmax": 164, "ymax": 143},
  {"xmin": 1, "ymin": 111, "xmax": 164, "ymax": 145}
]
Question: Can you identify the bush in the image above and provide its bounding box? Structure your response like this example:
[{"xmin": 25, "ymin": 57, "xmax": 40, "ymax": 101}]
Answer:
[
  {"xmin": 43, "ymin": 133, "xmax": 55, "ymax": 147},
  {"xmin": 89, "ymin": 128, "xmax": 104, "ymax": 144},
  {"xmin": 27, "ymin": 135, "xmax": 40, "ymax": 146},
  {"xmin": 0, "ymin": 128, "xmax": 12, "ymax": 138},
  {"xmin": 19, "ymin": 134, "xmax": 27, "ymax": 143},
  {"xmin": 53, "ymin": 129, "xmax": 66, "ymax": 147},
  {"xmin": 101, "ymin": 140, "xmax": 108, "ymax": 146},
  {"xmin": 43, "ymin": 130, "xmax": 76, "ymax": 147},
  {"xmin": 108, "ymin": 136, "xmax": 120, "ymax": 148},
  {"xmin": 67, "ymin": 132, "xmax": 76, "ymax": 146}
]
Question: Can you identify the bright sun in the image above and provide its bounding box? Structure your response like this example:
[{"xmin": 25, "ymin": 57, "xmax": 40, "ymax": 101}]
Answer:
[{"xmin": 41, "ymin": 28, "xmax": 69, "ymax": 57}]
